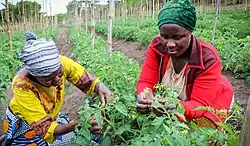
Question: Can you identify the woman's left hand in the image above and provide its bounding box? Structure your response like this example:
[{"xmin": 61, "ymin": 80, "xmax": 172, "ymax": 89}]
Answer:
[
  {"xmin": 152, "ymin": 104, "xmax": 176, "ymax": 116},
  {"xmin": 95, "ymin": 82, "xmax": 114, "ymax": 106}
]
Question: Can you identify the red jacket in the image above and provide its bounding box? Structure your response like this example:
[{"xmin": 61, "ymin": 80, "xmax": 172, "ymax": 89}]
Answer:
[{"xmin": 136, "ymin": 35, "xmax": 234, "ymax": 123}]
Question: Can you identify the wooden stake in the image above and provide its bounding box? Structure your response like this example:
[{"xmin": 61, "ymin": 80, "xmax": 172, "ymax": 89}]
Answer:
[
  {"xmin": 211, "ymin": 0, "xmax": 220, "ymax": 45},
  {"xmin": 50, "ymin": 0, "xmax": 53, "ymax": 29},
  {"xmin": 152, "ymin": 0, "xmax": 155, "ymax": 19},
  {"xmin": 79, "ymin": 1, "xmax": 83, "ymax": 28},
  {"xmin": 91, "ymin": 0, "xmax": 95, "ymax": 48},
  {"xmin": 108, "ymin": 0, "xmax": 115, "ymax": 57},
  {"xmin": 245, "ymin": 0, "xmax": 248, "ymax": 11},
  {"xmin": 238, "ymin": 96, "xmax": 250, "ymax": 146},
  {"xmin": 74, "ymin": 0, "xmax": 78, "ymax": 28},
  {"xmin": 5, "ymin": 0, "xmax": 13, "ymax": 56},
  {"xmin": 21, "ymin": 0, "xmax": 25, "ymax": 30},
  {"xmin": 1, "ymin": 10, "xmax": 4, "ymax": 28},
  {"xmin": 85, "ymin": 0, "xmax": 88, "ymax": 32}
]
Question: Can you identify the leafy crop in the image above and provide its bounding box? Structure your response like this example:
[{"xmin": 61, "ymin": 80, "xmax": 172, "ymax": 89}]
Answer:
[
  {"xmin": 70, "ymin": 28, "xmax": 243, "ymax": 146},
  {"xmin": 95, "ymin": 12, "xmax": 250, "ymax": 83}
]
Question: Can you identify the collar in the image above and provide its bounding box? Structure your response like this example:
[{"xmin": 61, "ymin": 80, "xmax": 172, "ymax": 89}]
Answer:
[{"xmin": 188, "ymin": 35, "xmax": 205, "ymax": 69}]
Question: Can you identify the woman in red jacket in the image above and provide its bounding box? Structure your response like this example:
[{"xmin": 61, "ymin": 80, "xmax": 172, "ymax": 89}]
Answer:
[{"xmin": 136, "ymin": 0, "xmax": 234, "ymax": 126}]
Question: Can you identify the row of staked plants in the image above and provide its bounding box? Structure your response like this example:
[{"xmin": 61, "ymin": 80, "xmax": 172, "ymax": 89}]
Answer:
[
  {"xmin": 70, "ymin": 28, "xmax": 243, "ymax": 146},
  {"xmin": 95, "ymin": 11, "xmax": 250, "ymax": 84}
]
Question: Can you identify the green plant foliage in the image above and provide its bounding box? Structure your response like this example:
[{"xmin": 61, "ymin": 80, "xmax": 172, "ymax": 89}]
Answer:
[
  {"xmin": 95, "ymin": 12, "xmax": 250, "ymax": 83},
  {"xmin": 70, "ymin": 28, "xmax": 242, "ymax": 146}
]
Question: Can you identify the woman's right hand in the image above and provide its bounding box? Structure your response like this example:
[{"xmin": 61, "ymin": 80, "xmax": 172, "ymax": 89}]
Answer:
[{"xmin": 136, "ymin": 93, "xmax": 154, "ymax": 114}]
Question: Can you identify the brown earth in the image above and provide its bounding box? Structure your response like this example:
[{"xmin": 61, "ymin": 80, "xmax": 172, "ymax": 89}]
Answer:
[{"xmin": 55, "ymin": 27, "xmax": 85, "ymax": 121}]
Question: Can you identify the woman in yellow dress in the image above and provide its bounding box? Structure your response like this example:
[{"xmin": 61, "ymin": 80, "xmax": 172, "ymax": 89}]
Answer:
[{"xmin": 3, "ymin": 32, "xmax": 113, "ymax": 146}]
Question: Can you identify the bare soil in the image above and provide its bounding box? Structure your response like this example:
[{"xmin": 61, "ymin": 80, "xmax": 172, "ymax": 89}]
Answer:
[{"xmin": 55, "ymin": 27, "xmax": 85, "ymax": 121}]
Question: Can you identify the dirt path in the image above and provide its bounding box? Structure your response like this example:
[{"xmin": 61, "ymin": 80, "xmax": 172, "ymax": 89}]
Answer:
[
  {"xmin": 55, "ymin": 27, "xmax": 84, "ymax": 121},
  {"xmin": 111, "ymin": 37, "xmax": 250, "ymax": 109}
]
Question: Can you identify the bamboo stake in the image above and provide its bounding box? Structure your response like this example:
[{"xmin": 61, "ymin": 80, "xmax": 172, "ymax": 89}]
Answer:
[
  {"xmin": 108, "ymin": 0, "xmax": 115, "ymax": 57},
  {"xmin": 211, "ymin": 0, "xmax": 220, "ymax": 45},
  {"xmin": 157, "ymin": 0, "xmax": 160, "ymax": 13},
  {"xmin": 34, "ymin": 0, "xmax": 37, "ymax": 30},
  {"xmin": 85, "ymin": 0, "xmax": 88, "ymax": 32},
  {"xmin": 91, "ymin": 0, "xmax": 95, "ymax": 48},
  {"xmin": 152, "ymin": 0, "xmax": 155, "ymax": 19},
  {"xmin": 140, "ymin": 0, "xmax": 142, "ymax": 18},
  {"xmin": 50, "ymin": 0, "xmax": 53, "ymax": 29},
  {"xmin": 238, "ymin": 95, "xmax": 250, "ymax": 146},
  {"xmin": 21, "ymin": 0, "xmax": 25, "ymax": 30},
  {"xmin": 1, "ymin": 10, "xmax": 4, "ymax": 29},
  {"xmin": 11, "ymin": 0, "xmax": 14, "ymax": 32},
  {"xmin": 79, "ymin": 1, "xmax": 83, "ymax": 28},
  {"xmin": 54, "ymin": 15, "xmax": 57, "ymax": 28},
  {"xmin": 74, "ymin": 0, "xmax": 78, "ymax": 28},
  {"xmin": 42, "ymin": 0, "xmax": 45, "ymax": 32},
  {"xmin": 5, "ymin": 0, "xmax": 13, "ymax": 56},
  {"xmin": 245, "ymin": 0, "xmax": 248, "ymax": 11},
  {"xmin": 45, "ymin": 0, "xmax": 48, "ymax": 28}
]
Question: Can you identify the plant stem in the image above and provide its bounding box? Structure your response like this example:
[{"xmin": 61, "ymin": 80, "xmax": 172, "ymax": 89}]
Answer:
[{"xmin": 103, "ymin": 117, "xmax": 128, "ymax": 144}]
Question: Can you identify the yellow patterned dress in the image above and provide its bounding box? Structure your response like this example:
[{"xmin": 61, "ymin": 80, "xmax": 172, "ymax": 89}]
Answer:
[{"xmin": 3, "ymin": 56, "xmax": 99, "ymax": 145}]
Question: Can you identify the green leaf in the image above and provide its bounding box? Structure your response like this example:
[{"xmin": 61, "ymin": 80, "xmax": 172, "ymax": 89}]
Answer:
[
  {"xmin": 176, "ymin": 123, "xmax": 190, "ymax": 130},
  {"xmin": 216, "ymin": 122, "xmax": 234, "ymax": 135},
  {"xmin": 152, "ymin": 102, "xmax": 164, "ymax": 109},
  {"xmin": 173, "ymin": 134, "xmax": 186, "ymax": 146},
  {"xmin": 115, "ymin": 102, "xmax": 128, "ymax": 116},
  {"xmin": 152, "ymin": 117, "xmax": 164, "ymax": 126},
  {"xmin": 165, "ymin": 135, "xmax": 177, "ymax": 146},
  {"xmin": 94, "ymin": 111, "xmax": 102, "ymax": 127},
  {"xmin": 163, "ymin": 124, "xmax": 172, "ymax": 134},
  {"xmin": 100, "ymin": 136, "xmax": 111, "ymax": 146},
  {"xmin": 115, "ymin": 124, "xmax": 131, "ymax": 135}
]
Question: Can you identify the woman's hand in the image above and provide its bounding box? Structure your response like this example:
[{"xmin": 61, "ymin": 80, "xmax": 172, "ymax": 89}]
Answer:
[
  {"xmin": 94, "ymin": 82, "xmax": 114, "ymax": 107},
  {"xmin": 136, "ymin": 93, "xmax": 154, "ymax": 113},
  {"xmin": 89, "ymin": 116, "xmax": 102, "ymax": 134},
  {"xmin": 152, "ymin": 104, "xmax": 176, "ymax": 116}
]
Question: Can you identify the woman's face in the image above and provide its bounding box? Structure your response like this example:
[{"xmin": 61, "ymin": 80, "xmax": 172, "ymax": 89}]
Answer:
[
  {"xmin": 35, "ymin": 65, "xmax": 64, "ymax": 87},
  {"xmin": 159, "ymin": 24, "xmax": 191, "ymax": 57}
]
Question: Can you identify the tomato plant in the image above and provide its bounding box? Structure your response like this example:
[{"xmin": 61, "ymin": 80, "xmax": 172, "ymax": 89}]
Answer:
[
  {"xmin": 95, "ymin": 12, "xmax": 250, "ymax": 83},
  {"xmin": 70, "ymin": 28, "xmax": 243, "ymax": 146}
]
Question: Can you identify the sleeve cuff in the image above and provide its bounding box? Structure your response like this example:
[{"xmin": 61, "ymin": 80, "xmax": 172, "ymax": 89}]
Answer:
[
  {"xmin": 87, "ymin": 78, "xmax": 100, "ymax": 96},
  {"xmin": 44, "ymin": 121, "xmax": 59, "ymax": 143}
]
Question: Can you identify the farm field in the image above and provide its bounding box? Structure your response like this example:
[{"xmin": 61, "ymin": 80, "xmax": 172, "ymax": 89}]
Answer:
[{"xmin": 0, "ymin": 0, "xmax": 250, "ymax": 145}]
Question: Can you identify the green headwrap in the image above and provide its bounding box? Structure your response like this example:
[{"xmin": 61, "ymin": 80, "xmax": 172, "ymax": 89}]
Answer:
[{"xmin": 158, "ymin": 0, "xmax": 197, "ymax": 32}]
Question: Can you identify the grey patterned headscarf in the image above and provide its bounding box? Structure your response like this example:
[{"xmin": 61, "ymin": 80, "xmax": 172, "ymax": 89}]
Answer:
[{"xmin": 19, "ymin": 31, "xmax": 61, "ymax": 77}]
